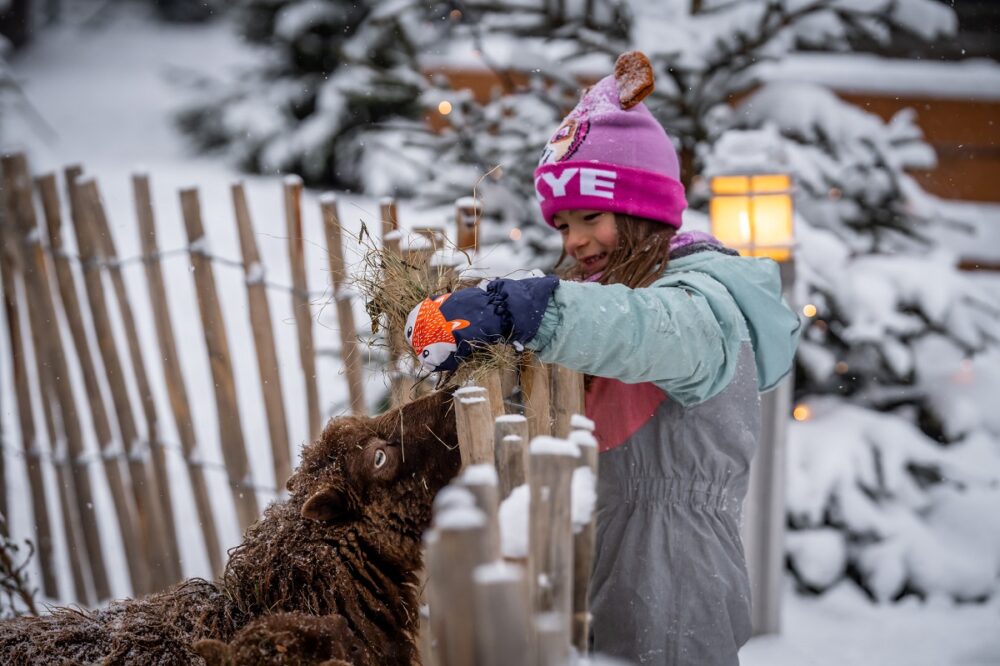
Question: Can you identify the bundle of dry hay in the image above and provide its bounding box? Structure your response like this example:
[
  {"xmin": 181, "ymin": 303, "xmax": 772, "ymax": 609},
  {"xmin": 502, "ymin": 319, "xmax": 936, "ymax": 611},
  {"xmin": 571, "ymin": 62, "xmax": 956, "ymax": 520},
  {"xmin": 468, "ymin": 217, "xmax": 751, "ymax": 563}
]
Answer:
[{"xmin": 352, "ymin": 223, "xmax": 519, "ymax": 387}]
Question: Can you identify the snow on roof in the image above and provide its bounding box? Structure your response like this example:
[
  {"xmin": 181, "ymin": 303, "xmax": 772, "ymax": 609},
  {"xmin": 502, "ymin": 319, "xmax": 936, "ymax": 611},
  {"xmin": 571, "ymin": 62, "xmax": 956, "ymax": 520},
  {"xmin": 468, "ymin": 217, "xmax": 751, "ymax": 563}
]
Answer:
[{"xmin": 757, "ymin": 54, "xmax": 1000, "ymax": 101}]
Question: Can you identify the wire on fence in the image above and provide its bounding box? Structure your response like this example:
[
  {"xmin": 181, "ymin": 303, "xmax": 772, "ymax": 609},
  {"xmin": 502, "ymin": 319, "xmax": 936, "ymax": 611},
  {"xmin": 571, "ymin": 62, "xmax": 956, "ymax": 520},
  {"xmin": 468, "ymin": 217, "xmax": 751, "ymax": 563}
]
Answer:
[
  {"xmin": 0, "ymin": 437, "xmax": 280, "ymax": 496},
  {"xmin": 36, "ymin": 239, "xmax": 332, "ymax": 302}
]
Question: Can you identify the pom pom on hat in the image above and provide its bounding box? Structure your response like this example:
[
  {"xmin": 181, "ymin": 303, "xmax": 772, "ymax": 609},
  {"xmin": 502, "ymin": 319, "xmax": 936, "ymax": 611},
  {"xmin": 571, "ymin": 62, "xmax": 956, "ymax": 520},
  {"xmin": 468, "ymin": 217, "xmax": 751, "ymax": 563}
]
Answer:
[
  {"xmin": 615, "ymin": 51, "xmax": 655, "ymax": 110},
  {"xmin": 535, "ymin": 51, "xmax": 686, "ymax": 229}
]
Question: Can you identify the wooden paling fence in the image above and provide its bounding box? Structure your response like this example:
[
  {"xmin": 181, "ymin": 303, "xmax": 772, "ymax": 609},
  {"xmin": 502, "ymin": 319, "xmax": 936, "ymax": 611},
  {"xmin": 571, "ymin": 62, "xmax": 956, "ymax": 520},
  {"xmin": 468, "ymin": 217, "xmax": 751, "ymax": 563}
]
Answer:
[
  {"xmin": 421, "ymin": 364, "xmax": 599, "ymax": 665},
  {"xmin": 0, "ymin": 151, "xmax": 602, "ymax": 663},
  {"xmin": 0, "ymin": 152, "xmax": 416, "ymax": 604}
]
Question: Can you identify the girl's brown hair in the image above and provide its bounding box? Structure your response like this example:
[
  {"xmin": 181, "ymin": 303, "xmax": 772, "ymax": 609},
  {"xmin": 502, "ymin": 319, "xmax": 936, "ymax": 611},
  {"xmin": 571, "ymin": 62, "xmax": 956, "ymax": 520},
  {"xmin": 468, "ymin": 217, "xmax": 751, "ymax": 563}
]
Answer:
[{"xmin": 555, "ymin": 214, "xmax": 677, "ymax": 288}]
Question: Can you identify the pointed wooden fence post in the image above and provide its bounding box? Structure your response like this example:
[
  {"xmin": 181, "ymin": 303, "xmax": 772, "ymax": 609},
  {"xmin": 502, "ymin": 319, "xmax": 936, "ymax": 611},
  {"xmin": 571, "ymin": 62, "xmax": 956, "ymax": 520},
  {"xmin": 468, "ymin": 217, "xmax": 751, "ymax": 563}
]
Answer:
[
  {"xmin": 521, "ymin": 354, "xmax": 552, "ymax": 440},
  {"xmin": 528, "ymin": 436, "xmax": 578, "ymax": 638},
  {"xmin": 473, "ymin": 562, "xmax": 533, "ymax": 666},
  {"xmin": 494, "ymin": 414, "xmax": 529, "ymax": 501},
  {"xmin": 379, "ymin": 198, "xmax": 415, "ymax": 407},
  {"xmin": 232, "ymin": 182, "xmax": 293, "ymax": 490},
  {"xmin": 549, "ymin": 365, "xmax": 584, "ymax": 438},
  {"xmin": 85, "ymin": 180, "xmax": 182, "ymax": 587},
  {"xmin": 0, "ymin": 194, "xmax": 58, "ymax": 599},
  {"xmin": 74, "ymin": 178, "xmax": 178, "ymax": 593},
  {"xmin": 3, "ymin": 154, "xmax": 111, "ymax": 601},
  {"xmin": 569, "ymin": 425, "xmax": 598, "ymax": 654},
  {"xmin": 427, "ymin": 501, "xmax": 492, "ymax": 666},
  {"xmin": 133, "ymin": 173, "xmax": 224, "ymax": 575},
  {"xmin": 454, "ymin": 197, "xmax": 481, "ymax": 252},
  {"xmin": 460, "ymin": 464, "xmax": 501, "ymax": 563},
  {"xmin": 180, "ymin": 187, "xmax": 260, "ymax": 532},
  {"xmin": 36, "ymin": 172, "xmax": 150, "ymax": 595},
  {"xmin": 320, "ymin": 195, "xmax": 366, "ymax": 416},
  {"xmin": 283, "ymin": 176, "xmax": 321, "ymax": 441},
  {"xmin": 453, "ymin": 386, "xmax": 495, "ymax": 469}
]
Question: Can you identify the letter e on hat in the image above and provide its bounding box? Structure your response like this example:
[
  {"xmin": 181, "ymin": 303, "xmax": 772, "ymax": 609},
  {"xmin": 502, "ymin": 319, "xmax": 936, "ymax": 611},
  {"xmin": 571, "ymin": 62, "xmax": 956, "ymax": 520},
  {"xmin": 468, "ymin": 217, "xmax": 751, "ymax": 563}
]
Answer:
[{"xmin": 580, "ymin": 168, "xmax": 616, "ymax": 199}]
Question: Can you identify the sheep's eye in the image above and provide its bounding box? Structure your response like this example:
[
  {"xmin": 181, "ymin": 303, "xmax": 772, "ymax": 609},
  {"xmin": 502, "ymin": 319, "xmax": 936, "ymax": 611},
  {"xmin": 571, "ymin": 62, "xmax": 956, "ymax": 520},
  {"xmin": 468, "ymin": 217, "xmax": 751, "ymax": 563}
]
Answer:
[
  {"xmin": 374, "ymin": 449, "xmax": 388, "ymax": 468},
  {"xmin": 422, "ymin": 349, "xmax": 430, "ymax": 358},
  {"xmin": 406, "ymin": 326, "xmax": 413, "ymax": 338}
]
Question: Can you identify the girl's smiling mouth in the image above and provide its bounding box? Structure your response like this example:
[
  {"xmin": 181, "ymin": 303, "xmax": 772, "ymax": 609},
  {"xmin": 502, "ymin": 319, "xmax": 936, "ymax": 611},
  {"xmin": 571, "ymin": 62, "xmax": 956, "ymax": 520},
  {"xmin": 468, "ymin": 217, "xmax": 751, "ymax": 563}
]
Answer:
[{"xmin": 580, "ymin": 252, "xmax": 609, "ymax": 269}]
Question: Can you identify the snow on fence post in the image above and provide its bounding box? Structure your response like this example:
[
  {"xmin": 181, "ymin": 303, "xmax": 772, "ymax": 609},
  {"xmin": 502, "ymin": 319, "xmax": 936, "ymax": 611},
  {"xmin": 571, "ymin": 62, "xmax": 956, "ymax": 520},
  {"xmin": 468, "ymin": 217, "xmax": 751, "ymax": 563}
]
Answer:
[
  {"xmin": 180, "ymin": 187, "xmax": 260, "ymax": 532},
  {"xmin": 133, "ymin": 173, "xmax": 225, "ymax": 575},
  {"xmin": 76, "ymin": 178, "xmax": 180, "ymax": 593},
  {"xmin": 427, "ymin": 499, "xmax": 492, "ymax": 666},
  {"xmin": 3, "ymin": 155, "xmax": 111, "ymax": 602},
  {"xmin": 85, "ymin": 180, "xmax": 184, "ymax": 589},
  {"xmin": 569, "ymin": 424, "xmax": 598, "ymax": 653},
  {"xmin": 460, "ymin": 464, "xmax": 501, "ymax": 562},
  {"xmin": 549, "ymin": 365, "xmax": 584, "ymax": 438},
  {"xmin": 232, "ymin": 182, "xmax": 293, "ymax": 490},
  {"xmin": 282, "ymin": 176, "xmax": 322, "ymax": 441},
  {"xmin": 0, "ymin": 172, "xmax": 59, "ymax": 599},
  {"xmin": 454, "ymin": 197, "xmax": 480, "ymax": 252},
  {"xmin": 528, "ymin": 436, "xmax": 579, "ymax": 634},
  {"xmin": 320, "ymin": 194, "xmax": 366, "ymax": 416},
  {"xmin": 38, "ymin": 172, "xmax": 151, "ymax": 595},
  {"xmin": 521, "ymin": 354, "xmax": 552, "ymax": 439},
  {"xmin": 454, "ymin": 386, "xmax": 495, "ymax": 468},
  {"xmin": 494, "ymin": 414, "xmax": 529, "ymax": 500},
  {"xmin": 473, "ymin": 561, "xmax": 533, "ymax": 666}
]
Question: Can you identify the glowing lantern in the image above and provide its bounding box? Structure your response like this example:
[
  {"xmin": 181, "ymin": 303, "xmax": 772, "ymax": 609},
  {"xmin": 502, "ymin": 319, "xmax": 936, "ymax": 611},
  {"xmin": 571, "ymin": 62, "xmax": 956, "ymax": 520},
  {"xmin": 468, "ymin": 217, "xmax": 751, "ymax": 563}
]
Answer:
[
  {"xmin": 438, "ymin": 101, "xmax": 453, "ymax": 115},
  {"xmin": 710, "ymin": 174, "xmax": 794, "ymax": 262}
]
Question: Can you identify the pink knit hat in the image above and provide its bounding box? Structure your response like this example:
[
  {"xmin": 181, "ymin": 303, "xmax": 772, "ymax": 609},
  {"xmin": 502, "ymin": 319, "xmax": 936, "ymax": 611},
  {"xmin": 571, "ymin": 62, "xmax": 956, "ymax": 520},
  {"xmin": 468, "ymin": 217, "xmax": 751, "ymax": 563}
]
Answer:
[{"xmin": 534, "ymin": 52, "xmax": 686, "ymax": 228}]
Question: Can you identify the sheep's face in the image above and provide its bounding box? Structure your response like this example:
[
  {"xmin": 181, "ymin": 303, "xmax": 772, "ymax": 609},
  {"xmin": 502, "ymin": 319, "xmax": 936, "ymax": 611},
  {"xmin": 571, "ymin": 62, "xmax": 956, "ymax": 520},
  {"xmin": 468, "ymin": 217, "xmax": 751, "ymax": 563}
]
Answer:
[{"xmin": 287, "ymin": 391, "xmax": 460, "ymax": 548}]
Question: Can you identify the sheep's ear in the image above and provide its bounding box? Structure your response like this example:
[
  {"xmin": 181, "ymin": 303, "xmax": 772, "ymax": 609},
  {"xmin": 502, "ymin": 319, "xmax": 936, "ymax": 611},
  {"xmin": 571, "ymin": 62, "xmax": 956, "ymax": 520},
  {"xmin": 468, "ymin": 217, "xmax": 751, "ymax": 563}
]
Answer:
[
  {"xmin": 192, "ymin": 638, "xmax": 232, "ymax": 666},
  {"xmin": 301, "ymin": 486, "xmax": 348, "ymax": 522}
]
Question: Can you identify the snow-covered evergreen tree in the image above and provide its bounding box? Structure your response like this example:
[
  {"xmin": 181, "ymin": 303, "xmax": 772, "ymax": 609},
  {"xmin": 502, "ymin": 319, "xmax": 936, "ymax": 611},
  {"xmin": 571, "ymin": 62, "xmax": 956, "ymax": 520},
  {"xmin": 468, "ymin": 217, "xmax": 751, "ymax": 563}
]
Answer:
[
  {"xmin": 176, "ymin": 0, "xmax": 451, "ymax": 189},
  {"xmin": 700, "ymin": 81, "xmax": 1000, "ymax": 601}
]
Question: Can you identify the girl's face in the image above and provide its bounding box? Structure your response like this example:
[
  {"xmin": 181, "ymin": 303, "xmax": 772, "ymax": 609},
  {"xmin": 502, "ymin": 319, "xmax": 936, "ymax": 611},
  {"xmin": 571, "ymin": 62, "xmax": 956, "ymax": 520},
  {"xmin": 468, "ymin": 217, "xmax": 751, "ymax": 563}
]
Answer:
[{"xmin": 554, "ymin": 209, "xmax": 619, "ymax": 276}]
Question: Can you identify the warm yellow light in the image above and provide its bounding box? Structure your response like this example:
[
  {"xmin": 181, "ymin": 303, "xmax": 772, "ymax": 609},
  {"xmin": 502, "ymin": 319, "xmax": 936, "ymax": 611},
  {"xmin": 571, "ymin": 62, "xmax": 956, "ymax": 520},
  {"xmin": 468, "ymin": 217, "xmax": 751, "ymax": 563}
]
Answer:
[
  {"xmin": 710, "ymin": 173, "xmax": 794, "ymax": 261},
  {"xmin": 509, "ymin": 227, "xmax": 522, "ymax": 241},
  {"xmin": 802, "ymin": 304, "xmax": 817, "ymax": 317},
  {"xmin": 438, "ymin": 101, "xmax": 453, "ymax": 115},
  {"xmin": 792, "ymin": 404, "xmax": 811, "ymax": 421}
]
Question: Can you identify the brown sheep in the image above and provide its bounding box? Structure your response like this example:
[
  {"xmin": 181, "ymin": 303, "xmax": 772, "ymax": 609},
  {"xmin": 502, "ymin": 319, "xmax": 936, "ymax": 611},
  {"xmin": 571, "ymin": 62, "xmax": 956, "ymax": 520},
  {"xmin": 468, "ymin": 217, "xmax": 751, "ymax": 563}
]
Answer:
[{"xmin": 0, "ymin": 390, "xmax": 460, "ymax": 665}]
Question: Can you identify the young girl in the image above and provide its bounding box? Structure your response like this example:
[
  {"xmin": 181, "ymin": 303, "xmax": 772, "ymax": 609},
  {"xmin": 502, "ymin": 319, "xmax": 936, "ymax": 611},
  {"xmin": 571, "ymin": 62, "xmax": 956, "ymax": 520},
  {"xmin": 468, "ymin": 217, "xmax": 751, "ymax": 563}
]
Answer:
[{"xmin": 405, "ymin": 52, "xmax": 800, "ymax": 665}]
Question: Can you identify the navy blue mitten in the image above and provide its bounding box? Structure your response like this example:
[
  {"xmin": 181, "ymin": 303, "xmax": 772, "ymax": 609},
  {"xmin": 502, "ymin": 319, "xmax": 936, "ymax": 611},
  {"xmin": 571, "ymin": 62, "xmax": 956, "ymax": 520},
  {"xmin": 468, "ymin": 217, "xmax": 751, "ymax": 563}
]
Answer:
[{"xmin": 405, "ymin": 276, "xmax": 559, "ymax": 372}]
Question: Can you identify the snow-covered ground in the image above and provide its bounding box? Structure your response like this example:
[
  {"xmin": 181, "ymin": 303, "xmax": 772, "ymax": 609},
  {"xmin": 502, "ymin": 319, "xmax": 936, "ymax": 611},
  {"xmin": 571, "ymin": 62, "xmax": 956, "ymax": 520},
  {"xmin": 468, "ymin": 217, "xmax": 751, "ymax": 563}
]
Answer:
[{"xmin": 3, "ymin": 5, "xmax": 999, "ymax": 664}]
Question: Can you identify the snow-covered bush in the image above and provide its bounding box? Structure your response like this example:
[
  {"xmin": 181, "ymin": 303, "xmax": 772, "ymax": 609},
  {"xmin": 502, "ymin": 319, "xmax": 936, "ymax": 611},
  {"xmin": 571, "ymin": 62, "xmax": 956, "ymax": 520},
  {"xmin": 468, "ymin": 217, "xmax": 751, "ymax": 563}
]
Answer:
[{"xmin": 176, "ymin": 0, "xmax": 450, "ymax": 189}]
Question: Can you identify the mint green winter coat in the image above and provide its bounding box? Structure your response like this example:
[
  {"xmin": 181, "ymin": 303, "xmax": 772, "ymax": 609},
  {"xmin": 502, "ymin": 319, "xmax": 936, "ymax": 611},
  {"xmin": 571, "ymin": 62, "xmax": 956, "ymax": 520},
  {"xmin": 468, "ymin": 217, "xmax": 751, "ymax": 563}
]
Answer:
[{"xmin": 526, "ymin": 236, "xmax": 801, "ymax": 665}]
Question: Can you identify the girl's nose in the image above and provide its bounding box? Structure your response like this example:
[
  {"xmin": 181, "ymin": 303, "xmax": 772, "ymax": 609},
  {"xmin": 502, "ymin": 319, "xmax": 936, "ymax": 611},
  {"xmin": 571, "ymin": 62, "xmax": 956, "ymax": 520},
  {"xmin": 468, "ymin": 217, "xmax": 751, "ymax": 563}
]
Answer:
[{"xmin": 564, "ymin": 228, "xmax": 588, "ymax": 257}]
